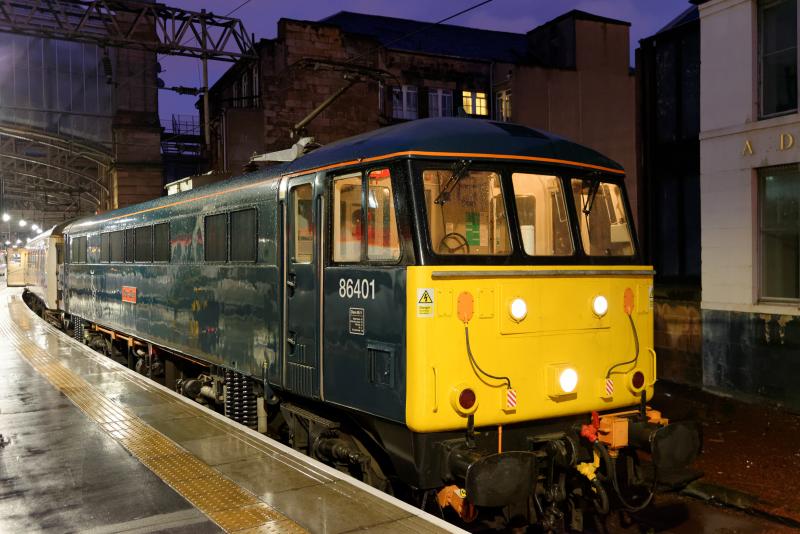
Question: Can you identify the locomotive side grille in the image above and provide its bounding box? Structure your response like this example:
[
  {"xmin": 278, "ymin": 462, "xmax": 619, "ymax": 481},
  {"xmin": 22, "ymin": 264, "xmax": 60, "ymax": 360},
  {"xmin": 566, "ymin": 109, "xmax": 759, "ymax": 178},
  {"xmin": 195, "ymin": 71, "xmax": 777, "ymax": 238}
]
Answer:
[{"xmin": 286, "ymin": 362, "xmax": 315, "ymax": 397}]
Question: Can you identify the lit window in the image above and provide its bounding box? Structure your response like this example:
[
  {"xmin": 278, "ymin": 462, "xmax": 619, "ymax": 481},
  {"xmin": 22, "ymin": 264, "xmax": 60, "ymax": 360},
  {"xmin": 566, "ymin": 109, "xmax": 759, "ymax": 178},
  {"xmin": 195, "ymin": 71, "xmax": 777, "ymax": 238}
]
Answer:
[
  {"xmin": 512, "ymin": 173, "xmax": 573, "ymax": 256},
  {"xmin": 462, "ymin": 91, "xmax": 488, "ymax": 116},
  {"xmin": 392, "ymin": 85, "xmax": 418, "ymax": 120},
  {"xmin": 333, "ymin": 173, "xmax": 363, "ymax": 262},
  {"xmin": 759, "ymin": 164, "xmax": 800, "ymax": 300},
  {"xmin": 496, "ymin": 89, "xmax": 512, "ymax": 122},
  {"xmin": 759, "ymin": 0, "xmax": 797, "ymax": 117},
  {"xmin": 571, "ymin": 179, "xmax": 635, "ymax": 257},
  {"xmin": 422, "ymin": 169, "xmax": 510, "ymax": 255},
  {"xmin": 367, "ymin": 169, "xmax": 401, "ymax": 261},
  {"xmin": 428, "ymin": 88, "xmax": 453, "ymax": 117}
]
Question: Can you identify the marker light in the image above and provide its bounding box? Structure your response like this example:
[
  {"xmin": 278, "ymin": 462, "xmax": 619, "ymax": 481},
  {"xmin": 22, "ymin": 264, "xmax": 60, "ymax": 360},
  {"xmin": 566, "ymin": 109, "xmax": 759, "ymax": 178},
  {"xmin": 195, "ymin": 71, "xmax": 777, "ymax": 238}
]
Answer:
[
  {"xmin": 18, "ymin": 219, "xmax": 26, "ymax": 227},
  {"xmin": 509, "ymin": 298, "xmax": 528, "ymax": 322},
  {"xmin": 592, "ymin": 295, "xmax": 609, "ymax": 317},
  {"xmin": 1, "ymin": 213, "xmax": 9, "ymax": 222},
  {"xmin": 451, "ymin": 385, "xmax": 479, "ymax": 415},
  {"xmin": 628, "ymin": 370, "xmax": 646, "ymax": 393},
  {"xmin": 559, "ymin": 368, "xmax": 578, "ymax": 394},
  {"xmin": 458, "ymin": 388, "xmax": 476, "ymax": 411}
]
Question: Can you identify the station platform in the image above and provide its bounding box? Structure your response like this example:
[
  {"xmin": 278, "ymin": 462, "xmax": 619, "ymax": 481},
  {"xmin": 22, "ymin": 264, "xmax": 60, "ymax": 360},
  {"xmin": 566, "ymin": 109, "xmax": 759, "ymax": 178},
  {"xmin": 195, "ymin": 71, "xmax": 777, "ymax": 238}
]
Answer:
[{"xmin": 0, "ymin": 287, "xmax": 460, "ymax": 533}]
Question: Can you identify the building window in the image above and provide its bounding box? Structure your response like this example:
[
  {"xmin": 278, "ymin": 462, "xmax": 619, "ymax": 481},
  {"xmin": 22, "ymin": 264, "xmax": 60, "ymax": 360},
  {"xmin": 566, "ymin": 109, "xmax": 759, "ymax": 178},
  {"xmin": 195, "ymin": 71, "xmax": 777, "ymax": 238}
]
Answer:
[
  {"xmin": 251, "ymin": 66, "xmax": 259, "ymax": 107},
  {"xmin": 241, "ymin": 71, "xmax": 249, "ymax": 108},
  {"xmin": 462, "ymin": 91, "xmax": 488, "ymax": 116},
  {"xmin": 759, "ymin": 0, "xmax": 798, "ymax": 118},
  {"xmin": 759, "ymin": 164, "xmax": 800, "ymax": 300},
  {"xmin": 428, "ymin": 88, "xmax": 453, "ymax": 117},
  {"xmin": 392, "ymin": 85, "xmax": 418, "ymax": 120},
  {"xmin": 496, "ymin": 89, "xmax": 512, "ymax": 122}
]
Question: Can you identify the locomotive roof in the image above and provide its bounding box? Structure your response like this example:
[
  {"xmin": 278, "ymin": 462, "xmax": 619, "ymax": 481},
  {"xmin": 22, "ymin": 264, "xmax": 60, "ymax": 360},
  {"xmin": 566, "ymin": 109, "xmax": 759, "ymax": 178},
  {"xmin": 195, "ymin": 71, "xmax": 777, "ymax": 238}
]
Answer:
[
  {"xmin": 64, "ymin": 118, "xmax": 623, "ymax": 234},
  {"xmin": 283, "ymin": 118, "xmax": 624, "ymax": 177}
]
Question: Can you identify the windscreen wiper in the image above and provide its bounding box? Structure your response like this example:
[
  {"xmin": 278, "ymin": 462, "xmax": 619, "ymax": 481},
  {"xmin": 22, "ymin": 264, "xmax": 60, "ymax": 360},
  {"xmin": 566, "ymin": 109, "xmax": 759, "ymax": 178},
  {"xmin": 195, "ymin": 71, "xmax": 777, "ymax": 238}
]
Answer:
[
  {"xmin": 582, "ymin": 176, "xmax": 602, "ymax": 216},
  {"xmin": 434, "ymin": 160, "xmax": 472, "ymax": 205}
]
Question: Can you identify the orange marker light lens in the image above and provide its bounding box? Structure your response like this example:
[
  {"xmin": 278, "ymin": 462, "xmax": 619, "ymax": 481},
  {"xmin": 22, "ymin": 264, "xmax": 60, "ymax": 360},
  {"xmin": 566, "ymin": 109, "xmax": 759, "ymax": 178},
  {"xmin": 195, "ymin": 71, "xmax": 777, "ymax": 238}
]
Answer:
[{"xmin": 458, "ymin": 388, "xmax": 476, "ymax": 410}]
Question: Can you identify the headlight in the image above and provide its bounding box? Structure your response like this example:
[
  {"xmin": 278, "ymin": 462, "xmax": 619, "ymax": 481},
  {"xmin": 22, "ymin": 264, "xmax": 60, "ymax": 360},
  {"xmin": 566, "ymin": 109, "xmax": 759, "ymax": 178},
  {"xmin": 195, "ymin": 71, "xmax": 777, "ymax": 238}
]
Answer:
[
  {"xmin": 592, "ymin": 295, "xmax": 609, "ymax": 317},
  {"xmin": 559, "ymin": 368, "xmax": 578, "ymax": 393},
  {"xmin": 509, "ymin": 298, "xmax": 527, "ymax": 322}
]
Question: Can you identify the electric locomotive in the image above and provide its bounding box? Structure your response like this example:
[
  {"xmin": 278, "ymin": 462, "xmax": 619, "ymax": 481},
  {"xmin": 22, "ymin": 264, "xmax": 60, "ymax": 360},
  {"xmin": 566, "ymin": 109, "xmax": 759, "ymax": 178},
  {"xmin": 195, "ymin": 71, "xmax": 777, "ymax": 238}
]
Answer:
[{"xmin": 24, "ymin": 118, "xmax": 699, "ymax": 529}]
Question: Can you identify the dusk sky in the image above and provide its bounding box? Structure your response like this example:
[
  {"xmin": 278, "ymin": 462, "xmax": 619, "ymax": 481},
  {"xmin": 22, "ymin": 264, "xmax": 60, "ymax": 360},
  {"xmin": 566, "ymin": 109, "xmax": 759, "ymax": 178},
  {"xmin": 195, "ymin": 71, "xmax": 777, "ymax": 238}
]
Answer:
[{"xmin": 159, "ymin": 0, "xmax": 693, "ymax": 121}]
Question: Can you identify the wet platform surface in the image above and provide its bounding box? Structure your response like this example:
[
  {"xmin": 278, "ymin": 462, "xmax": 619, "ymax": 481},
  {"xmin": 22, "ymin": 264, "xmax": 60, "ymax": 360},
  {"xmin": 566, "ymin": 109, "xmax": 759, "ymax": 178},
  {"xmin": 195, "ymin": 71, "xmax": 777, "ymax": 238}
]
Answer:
[{"xmin": 0, "ymin": 287, "xmax": 459, "ymax": 533}]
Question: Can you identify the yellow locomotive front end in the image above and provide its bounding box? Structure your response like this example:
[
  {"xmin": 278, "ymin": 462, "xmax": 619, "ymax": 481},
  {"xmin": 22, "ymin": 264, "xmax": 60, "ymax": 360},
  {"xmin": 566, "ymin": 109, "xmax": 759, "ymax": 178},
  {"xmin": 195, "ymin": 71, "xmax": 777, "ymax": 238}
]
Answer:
[
  {"xmin": 403, "ymin": 160, "xmax": 699, "ymax": 526},
  {"xmin": 406, "ymin": 265, "xmax": 655, "ymax": 432}
]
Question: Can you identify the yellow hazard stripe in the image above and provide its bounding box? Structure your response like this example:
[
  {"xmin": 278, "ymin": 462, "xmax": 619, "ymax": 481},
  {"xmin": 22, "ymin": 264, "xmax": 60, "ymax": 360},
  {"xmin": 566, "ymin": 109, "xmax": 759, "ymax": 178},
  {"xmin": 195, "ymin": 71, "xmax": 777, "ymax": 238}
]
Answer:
[{"xmin": 1, "ymin": 312, "xmax": 306, "ymax": 534}]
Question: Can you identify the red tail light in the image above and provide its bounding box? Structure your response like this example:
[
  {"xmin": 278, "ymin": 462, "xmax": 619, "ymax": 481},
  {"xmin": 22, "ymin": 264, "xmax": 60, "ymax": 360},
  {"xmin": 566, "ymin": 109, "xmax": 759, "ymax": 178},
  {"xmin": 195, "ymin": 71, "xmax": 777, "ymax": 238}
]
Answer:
[
  {"xmin": 631, "ymin": 371, "xmax": 645, "ymax": 390},
  {"xmin": 458, "ymin": 388, "xmax": 476, "ymax": 410}
]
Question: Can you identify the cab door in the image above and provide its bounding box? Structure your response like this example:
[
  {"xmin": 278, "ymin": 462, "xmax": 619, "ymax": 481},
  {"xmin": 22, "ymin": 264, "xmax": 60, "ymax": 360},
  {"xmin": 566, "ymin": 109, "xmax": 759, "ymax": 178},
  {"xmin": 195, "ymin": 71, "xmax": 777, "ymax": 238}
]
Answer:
[{"xmin": 282, "ymin": 175, "xmax": 320, "ymax": 398}]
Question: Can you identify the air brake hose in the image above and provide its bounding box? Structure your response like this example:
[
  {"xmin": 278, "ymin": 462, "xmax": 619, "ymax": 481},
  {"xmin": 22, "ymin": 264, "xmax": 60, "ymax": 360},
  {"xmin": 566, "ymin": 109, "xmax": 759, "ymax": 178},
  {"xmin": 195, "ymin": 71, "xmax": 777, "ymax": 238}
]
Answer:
[{"xmin": 594, "ymin": 441, "xmax": 655, "ymax": 512}]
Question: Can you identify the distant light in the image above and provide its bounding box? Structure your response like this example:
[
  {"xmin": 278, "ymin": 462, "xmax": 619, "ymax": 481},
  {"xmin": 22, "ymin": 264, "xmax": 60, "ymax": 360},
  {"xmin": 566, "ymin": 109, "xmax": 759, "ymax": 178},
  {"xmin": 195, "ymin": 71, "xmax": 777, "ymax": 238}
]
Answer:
[
  {"xmin": 37, "ymin": 228, "xmax": 43, "ymax": 234},
  {"xmin": 32, "ymin": 224, "xmax": 39, "ymax": 231},
  {"xmin": 1, "ymin": 213, "xmax": 9, "ymax": 222},
  {"xmin": 25, "ymin": 237, "xmax": 30, "ymax": 243},
  {"xmin": 15, "ymin": 239, "xmax": 21, "ymax": 244},
  {"xmin": 18, "ymin": 219, "xmax": 26, "ymax": 227},
  {"xmin": 3, "ymin": 240, "xmax": 9, "ymax": 246}
]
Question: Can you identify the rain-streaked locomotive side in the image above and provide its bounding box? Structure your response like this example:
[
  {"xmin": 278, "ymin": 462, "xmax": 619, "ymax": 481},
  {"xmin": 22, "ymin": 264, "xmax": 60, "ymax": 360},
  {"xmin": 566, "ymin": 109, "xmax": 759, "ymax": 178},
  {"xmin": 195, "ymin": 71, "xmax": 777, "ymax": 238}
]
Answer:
[{"xmin": 23, "ymin": 118, "xmax": 699, "ymax": 529}]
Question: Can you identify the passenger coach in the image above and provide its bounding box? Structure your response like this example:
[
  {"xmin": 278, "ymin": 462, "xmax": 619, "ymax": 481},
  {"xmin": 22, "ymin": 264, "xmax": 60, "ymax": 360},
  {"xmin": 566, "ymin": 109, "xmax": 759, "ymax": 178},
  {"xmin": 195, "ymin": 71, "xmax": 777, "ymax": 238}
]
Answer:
[{"xmin": 25, "ymin": 118, "xmax": 699, "ymax": 529}]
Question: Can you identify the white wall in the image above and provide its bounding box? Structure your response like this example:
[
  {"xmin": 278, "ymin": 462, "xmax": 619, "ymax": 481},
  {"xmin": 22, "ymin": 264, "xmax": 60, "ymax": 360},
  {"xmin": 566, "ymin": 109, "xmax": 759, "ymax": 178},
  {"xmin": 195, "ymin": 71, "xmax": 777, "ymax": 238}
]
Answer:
[{"xmin": 699, "ymin": 0, "xmax": 800, "ymax": 314}]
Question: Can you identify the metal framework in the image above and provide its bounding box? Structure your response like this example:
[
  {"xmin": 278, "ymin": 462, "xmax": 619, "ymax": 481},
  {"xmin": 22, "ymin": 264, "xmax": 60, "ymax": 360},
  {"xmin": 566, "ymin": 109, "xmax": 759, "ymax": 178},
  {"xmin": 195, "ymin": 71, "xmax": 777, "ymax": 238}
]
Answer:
[
  {"xmin": 0, "ymin": 122, "xmax": 111, "ymax": 218},
  {"xmin": 0, "ymin": 0, "xmax": 256, "ymax": 61}
]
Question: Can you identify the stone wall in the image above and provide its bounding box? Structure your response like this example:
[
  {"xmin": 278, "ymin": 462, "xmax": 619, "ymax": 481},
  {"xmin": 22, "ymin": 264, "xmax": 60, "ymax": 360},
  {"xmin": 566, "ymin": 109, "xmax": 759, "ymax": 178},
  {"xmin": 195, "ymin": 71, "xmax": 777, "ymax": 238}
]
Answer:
[{"xmin": 703, "ymin": 309, "xmax": 800, "ymax": 410}]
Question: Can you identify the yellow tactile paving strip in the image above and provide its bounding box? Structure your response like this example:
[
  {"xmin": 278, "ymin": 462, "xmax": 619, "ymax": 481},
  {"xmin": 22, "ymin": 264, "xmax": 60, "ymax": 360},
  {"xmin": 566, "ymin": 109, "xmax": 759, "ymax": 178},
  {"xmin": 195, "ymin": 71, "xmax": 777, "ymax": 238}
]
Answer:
[{"xmin": 0, "ymin": 310, "xmax": 307, "ymax": 534}]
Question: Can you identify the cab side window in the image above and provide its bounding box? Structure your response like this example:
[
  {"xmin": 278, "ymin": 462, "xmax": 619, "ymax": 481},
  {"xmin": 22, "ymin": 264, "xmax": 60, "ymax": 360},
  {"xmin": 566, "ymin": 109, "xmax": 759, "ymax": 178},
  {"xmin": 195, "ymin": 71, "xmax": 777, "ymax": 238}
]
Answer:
[
  {"xmin": 332, "ymin": 169, "xmax": 401, "ymax": 263},
  {"xmin": 332, "ymin": 173, "xmax": 363, "ymax": 262},
  {"xmin": 367, "ymin": 169, "xmax": 401, "ymax": 261}
]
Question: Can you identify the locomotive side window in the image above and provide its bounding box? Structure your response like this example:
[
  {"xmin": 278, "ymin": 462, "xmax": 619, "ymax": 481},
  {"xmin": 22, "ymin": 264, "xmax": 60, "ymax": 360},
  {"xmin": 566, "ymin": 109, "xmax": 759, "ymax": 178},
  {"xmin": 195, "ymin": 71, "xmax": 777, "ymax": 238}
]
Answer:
[
  {"xmin": 292, "ymin": 185, "xmax": 314, "ymax": 263},
  {"xmin": 333, "ymin": 174, "xmax": 362, "ymax": 262},
  {"xmin": 367, "ymin": 169, "xmax": 401, "ymax": 261},
  {"xmin": 423, "ymin": 169, "xmax": 511, "ymax": 255},
  {"xmin": 230, "ymin": 208, "xmax": 256, "ymax": 262},
  {"xmin": 110, "ymin": 230, "xmax": 125, "ymax": 262},
  {"xmin": 70, "ymin": 236, "xmax": 87, "ymax": 263},
  {"xmin": 100, "ymin": 233, "xmax": 110, "ymax": 262},
  {"xmin": 571, "ymin": 179, "xmax": 635, "ymax": 256},
  {"xmin": 153, "ymin": 223, "xmax": 170, "ymax": 262},
  {"xmin": 205, "ymin": 213, "xmax": 228, "ymax": 262},
  {"xmin": 511, "ymin": 173, "xmax": 573, "ymax": 256},
  {"xmin": 125, "ymin": 228, "xmax": 135, "ymax": 262},
  {"xmin": 135, "ymin": 226, "xmax": 153, "ymax": 262}
]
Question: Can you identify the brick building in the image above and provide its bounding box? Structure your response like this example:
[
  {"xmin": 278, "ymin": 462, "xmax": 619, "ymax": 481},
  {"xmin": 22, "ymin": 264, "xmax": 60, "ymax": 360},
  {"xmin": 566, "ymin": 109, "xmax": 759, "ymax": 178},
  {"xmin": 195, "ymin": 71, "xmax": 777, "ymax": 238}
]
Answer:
[{"xmin": 204, "ymin": 9, "xmax": 638, "ymax": 221}]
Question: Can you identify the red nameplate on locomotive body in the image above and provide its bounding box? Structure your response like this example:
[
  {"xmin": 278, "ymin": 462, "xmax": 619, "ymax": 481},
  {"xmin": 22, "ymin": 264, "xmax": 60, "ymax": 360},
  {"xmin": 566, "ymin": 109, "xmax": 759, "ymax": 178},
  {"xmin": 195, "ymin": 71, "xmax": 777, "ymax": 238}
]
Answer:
[{"xmin": 121, "ymin": 286, "xmax": 137, "ymax": 303}]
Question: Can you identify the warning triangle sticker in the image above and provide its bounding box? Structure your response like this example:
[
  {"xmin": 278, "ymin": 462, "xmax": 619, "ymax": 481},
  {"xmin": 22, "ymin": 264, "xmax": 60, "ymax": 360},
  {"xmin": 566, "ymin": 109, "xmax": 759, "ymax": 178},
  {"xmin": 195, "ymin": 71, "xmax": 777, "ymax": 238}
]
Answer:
[{"xmin": 418, "ymin": 290, "xmax": 433, "ymax": 304}]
